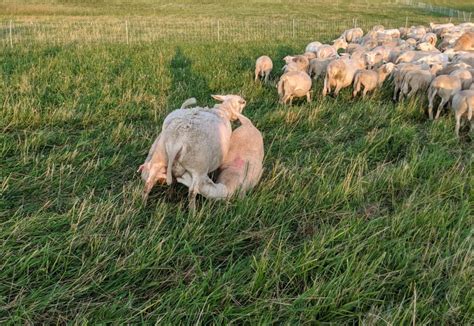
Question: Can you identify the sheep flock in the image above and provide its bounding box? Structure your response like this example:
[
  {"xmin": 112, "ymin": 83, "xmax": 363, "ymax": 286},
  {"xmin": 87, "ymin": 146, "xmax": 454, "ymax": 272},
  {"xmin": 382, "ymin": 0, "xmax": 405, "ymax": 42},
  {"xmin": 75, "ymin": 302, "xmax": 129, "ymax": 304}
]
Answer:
[{"xmin": 142, "ymin": 21, "xmax": 474, "ymax": 208}]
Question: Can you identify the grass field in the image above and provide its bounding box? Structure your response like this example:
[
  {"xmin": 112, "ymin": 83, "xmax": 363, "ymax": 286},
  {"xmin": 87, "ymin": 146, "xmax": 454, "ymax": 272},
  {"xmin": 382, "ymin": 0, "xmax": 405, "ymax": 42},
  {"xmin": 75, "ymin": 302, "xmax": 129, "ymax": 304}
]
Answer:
[{"xmin": 1, "ymin": 0, "xmax": 473, "ymax": 324}]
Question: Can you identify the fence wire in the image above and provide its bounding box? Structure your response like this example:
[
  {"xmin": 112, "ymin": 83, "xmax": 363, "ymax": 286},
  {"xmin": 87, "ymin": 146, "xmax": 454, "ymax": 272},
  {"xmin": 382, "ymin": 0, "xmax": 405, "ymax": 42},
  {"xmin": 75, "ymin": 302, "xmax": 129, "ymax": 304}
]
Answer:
[{"xmin": 0, "ymin": 16, "xmax": 469, "ymax": 47}]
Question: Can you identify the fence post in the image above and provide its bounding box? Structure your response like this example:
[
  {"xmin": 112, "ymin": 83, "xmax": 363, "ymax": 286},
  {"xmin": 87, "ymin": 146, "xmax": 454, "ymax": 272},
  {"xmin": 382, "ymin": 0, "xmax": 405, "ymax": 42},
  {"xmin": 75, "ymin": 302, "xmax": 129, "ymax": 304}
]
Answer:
[
  {"xmin": 9, "ymin": 20, "xmax": 13, "ymax": 47},
  {"xmin": 125, "ymin": 20, "xmax": 129, "ymax": 45},
  {"xmin": 217, "ymin": 20, "xmax": 220, "ymax": 42},
  {"xmin": 292, "ymin": 19, "xmax": 295, "ymax": 39}
]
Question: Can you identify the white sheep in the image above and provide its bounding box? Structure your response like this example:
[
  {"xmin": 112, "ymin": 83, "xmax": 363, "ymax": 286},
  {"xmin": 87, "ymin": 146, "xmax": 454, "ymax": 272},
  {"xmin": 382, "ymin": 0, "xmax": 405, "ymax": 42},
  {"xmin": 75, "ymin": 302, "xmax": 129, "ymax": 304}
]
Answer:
[
  {"xmin": 255, "ymin": 55, "xmax": 273, "ymax": 83},
  {"xmin": 282, "ymin": 55, "xmax": 310, "ymax": 73},
  {"xmin": 340, "ymin": 27, "xmax": 364, "ymax": 43},
  {"xmin": 323, "ymin": 57, "xmax": 365, "ymax": 97},
  {"xmin": 305, "ymin": 41, "xmax": 322, "ymax": 53},
  {"xmin": 308, "ymin": 57, "xmax": 333, "ymax": 82},
  {"xmin": 177, "ymin": 113, "xmax": 264, "ymax": 199},
  {"xmin": 316, "ymin": 45, "xmax": 338, "ymax": 59},
  {"xmin": 427, "ymin": 75, "xmax": 462, "ymax": 120},
  {"xmin": 450, "ymin": 69, "xmax": 473, "ymax": 90},
  {"xmin": 277, "ymin": 71, "xmax": 312, "ymax": 105},
  {"xmin": 399, "ymin": 69, "xmax": 433, "ymax": 101},
  {"xmin": 352, "ymin": 63, "xmax": 395, "ymax": 98},
  {"xmin": 138, "ymin": 98, "xmax": 197, "ymax": 198},
  {"xmin": 159, "ymin": 95, "xmax": 246, "ymax": 209},
  {"xmin": 451, "ymin": 90, "xmax": 474, "ymax": 137}
]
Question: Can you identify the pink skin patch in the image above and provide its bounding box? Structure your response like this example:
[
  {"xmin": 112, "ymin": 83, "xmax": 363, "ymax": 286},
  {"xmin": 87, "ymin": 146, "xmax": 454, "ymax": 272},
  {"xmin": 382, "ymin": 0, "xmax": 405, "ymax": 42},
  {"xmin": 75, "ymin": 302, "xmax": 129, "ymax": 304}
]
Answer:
[{"xmin": 231, "ymin": 157, "xmax": 245, "ymax": 169}]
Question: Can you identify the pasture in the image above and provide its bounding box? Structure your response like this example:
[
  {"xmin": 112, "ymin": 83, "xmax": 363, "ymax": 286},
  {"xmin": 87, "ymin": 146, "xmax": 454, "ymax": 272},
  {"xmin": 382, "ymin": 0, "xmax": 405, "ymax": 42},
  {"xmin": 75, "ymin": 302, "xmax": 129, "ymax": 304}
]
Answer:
[{"xmin": 1, "ymin": 0, "xmax": 473, "ymax": 324}]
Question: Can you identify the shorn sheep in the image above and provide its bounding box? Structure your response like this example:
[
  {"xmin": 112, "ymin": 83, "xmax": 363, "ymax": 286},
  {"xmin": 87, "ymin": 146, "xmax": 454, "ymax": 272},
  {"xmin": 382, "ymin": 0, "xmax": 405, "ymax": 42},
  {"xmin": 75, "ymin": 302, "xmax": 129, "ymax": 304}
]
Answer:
[
  {"xmin": 277, "ymin": 71, "xmax": 312, "ymax": 105},
  {"xmin": 255, "ymin": 55, "xmax": 273, "ymax": 83},
  {"xmin": 177, "ymin": 113, "xmax": 264, "ymax": 199},
  {"xmin": 142, "ymin": 95, "xmax": 246, "ymax": 209},
  {"xmin": 451, "ymin": 90, "xmax": 474, "ymax": 137},
  {"xmin": 427, "ymin": 75, "xmax": 462, "ymax": 120}
]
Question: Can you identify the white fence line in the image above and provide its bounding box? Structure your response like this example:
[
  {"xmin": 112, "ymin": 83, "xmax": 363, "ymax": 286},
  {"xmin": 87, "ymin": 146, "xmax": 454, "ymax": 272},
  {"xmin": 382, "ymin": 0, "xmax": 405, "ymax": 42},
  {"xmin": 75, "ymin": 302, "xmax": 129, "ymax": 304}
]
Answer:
[
  {"xmin": 0, "ymin": 16, "xmax": 467, "ymax": 47},
  {"xmin": 396, "ymin": 0, "xmax": 473, "ymax": 21}
]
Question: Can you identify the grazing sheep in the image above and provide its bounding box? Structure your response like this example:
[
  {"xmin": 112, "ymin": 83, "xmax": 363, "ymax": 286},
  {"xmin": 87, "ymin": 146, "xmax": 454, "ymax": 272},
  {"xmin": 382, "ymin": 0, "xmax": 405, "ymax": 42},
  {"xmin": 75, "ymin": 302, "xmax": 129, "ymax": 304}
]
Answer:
[
  {"xmin": 332, "ymin": 37, "xmax": 348, "ymax": 51},
  {"xmin": 405, "ymin": 38, "xmax": 418, "ymax": 47},
  {"xmin": 382, "ymin": 29, "xmax": 401, "ymax": 39},
  {"xmin": 429, "ymin": 22, "xmax": 454, "ymax": 35},
  {"xmin": 450, "ymin": 69, "xmax": 473, "ymax": 90},
  {"xmin": 283, "ymin": 55, "xmax": 310, "ymax": 73},
  {"xmin": 277, "ymin": 71, "xmax": 312, "ymax": 105},
  {"xmin": 352, "ymin": 63, "xmax": 395, "ymax": 98},
  {"xmin": 316, "ymin": 44, "xmax": 338, "ymax": 59},
  {"xmin": 422, "ymin": 32, "xmax": 437, "ymax": 46},
  {"xmin": 399, "ymin": 69, "xmax": 433, "ymax": 101},
  {"xmin": 452, "ymin": 52, "xmax": 474, "ymax": 67},
  {"xmin": 323, "ymin": 57, "xmax": 365, "ymax": 97},
  {"xmin": 308, "ymin": 57, "xmax": 333, "ymax": 82},
  {"xmin": 427, "ymin": 75, "xmax": 462, "ymax": 120},
  {"xmin": 407, "ymin": 26, "xmax": 426, "ymax": 41},
  {"xmin": 396, "ymin": 50, "xmax": 439, "ymax": 64},
  {"xmin": 393, "ymin": 63, "xmax": 426, "ymax": 101},
  {"xmin": 346, "ymin": 43, "xmax": 363, "ymax": 54},
  {"xmin": 453, "ymin": 31, "xmax": 474, "ymax": 52},
  {"xmin": 305, "ymin": 41, "xmax": 322, "ymax": 53},
  {"xmin": 303, "ymin": 51, "xmax": 317, "ymax": 60},
  {"xmin": 255, "ymin": 55, "xmax": 273, "ymax": 83},
  {"xmin": 158, "ymin": 95, "xmax": 246, "ymax": 209},
  {"xmin": 436, "ymin": 62, "xmax": 471, "ymax": 76},
  {"xmin": 340, "ymin": 27, "xmax": 364, "ymax": 43},
  {"xmin": 451, "ymin": 90, "xmax": 474, "ymax": 137},
  {"xmin": 177, "ymin": 113, "xmax": 264, "ymax": 199},
  {"xmin": 416, "ymin": 42, "xmax": 438, "ymax": 52}
]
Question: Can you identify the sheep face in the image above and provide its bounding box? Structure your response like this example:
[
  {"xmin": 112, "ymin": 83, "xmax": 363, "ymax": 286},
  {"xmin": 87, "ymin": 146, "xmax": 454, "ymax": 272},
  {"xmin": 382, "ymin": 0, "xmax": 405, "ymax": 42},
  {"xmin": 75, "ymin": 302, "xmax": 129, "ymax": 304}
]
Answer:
[{"xmin": 212, "ymin": 94, "xmax": 247, "ymax": 121}]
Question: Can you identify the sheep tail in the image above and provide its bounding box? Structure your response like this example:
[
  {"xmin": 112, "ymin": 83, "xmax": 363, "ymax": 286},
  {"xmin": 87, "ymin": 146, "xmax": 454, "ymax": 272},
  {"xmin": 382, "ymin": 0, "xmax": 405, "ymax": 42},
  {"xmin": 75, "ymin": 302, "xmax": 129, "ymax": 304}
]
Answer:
[
  {"xmin": 467, "ymin": 98, "xmax": 473, "ymax": 122},
  {"xmin": 166, "ymin": 145, "xmax": 181, "ymax": 185},
  {"xmin": 180, "ymin": 97, "xmax": 197, "ymax": 109}
]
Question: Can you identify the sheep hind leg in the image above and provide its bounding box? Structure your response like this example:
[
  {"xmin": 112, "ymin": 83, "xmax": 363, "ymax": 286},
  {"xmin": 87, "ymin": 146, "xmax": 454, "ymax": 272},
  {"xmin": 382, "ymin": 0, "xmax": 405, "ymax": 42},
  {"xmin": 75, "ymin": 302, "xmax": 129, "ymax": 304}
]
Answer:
[
  {"xmin": 264, "ymin": 71, "xmax": 270, "ymax": 84},
  {"xmin": 455, "ymin": 114, "xmax": 461, "ymax": 137},
  {"xmin": 435, "ymin": 97, "xmax": 448, "ymax": 120},
  {"xmin": 306, "ymin": 91, "xmax": 311, "ymax": 103},
  {"xmin": 334, "ymin": 83, "xmax": 343, "ymax": 97},
  {"xmin": 188, "ymin": 177, "xmax": 199, "ymax": 212}
]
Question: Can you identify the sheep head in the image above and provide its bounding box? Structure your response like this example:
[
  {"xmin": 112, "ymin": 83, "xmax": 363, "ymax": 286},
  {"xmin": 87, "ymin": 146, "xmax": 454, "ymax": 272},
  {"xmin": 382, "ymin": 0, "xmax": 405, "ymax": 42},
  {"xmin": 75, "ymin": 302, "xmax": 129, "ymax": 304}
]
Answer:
[{"xmin": 212, "ymin": 94, "xmax": 246, "ymax": 121}]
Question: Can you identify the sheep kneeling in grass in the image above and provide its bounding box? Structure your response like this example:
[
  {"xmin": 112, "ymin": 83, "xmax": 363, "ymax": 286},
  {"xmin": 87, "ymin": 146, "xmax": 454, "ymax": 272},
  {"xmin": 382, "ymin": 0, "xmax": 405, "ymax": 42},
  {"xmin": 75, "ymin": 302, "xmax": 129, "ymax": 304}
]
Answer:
[
  {"xmin": 255, "ymin": 55, "xmax": 273, "ymax": 83},
  {"xmin": 138, "ymin": 98, "xmax": 197, "ymax": 196},
  {"xmin": 427, "ymin": 75, "xmax": 462, "ymax": 120},
  {"xmin": 177, "ymin": 113, "xmax": 264, "ymax": 199},
  {"xmin": 277, "ymin": 71, "xmax": 312, "ymax": 105},
  {"xmin": 451, "ymin": 90, "xmax": 474, "ymax": 137},
  {"xmin": 352, "ymin": 63, "xmax": 395, "ymax": 98},
  {"xmin": 140, "ymin": 95, "xmax": 246, "ymax": 210}
]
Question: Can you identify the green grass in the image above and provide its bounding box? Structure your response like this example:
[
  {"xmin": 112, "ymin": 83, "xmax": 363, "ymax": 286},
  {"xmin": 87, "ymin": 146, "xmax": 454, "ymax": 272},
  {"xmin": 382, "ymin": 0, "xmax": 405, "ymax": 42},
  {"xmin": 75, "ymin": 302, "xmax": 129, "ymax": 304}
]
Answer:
[{"xmin": 1, "ymin": 1, "xmax": 473, "ymax": 324}]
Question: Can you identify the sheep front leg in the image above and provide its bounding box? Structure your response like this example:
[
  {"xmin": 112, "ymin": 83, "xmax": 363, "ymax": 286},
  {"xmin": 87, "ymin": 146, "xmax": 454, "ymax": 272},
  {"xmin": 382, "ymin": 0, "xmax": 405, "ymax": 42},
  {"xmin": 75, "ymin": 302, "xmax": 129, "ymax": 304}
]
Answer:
[
  {"xmin": 306, "ymin": 91, "xmax": 311, "ymax": 103},
  {"xmin": 254, "ymin": 69, "xmax": 260, "ymax": 82}
]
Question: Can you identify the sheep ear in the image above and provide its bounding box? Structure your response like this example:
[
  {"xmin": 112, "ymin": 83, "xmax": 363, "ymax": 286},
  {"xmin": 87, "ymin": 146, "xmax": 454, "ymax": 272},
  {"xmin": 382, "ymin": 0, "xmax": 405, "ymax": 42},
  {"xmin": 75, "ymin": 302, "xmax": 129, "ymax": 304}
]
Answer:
[{"xmin": 211, "ymin": 95, "xmax": 226, "ymax": 102}]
